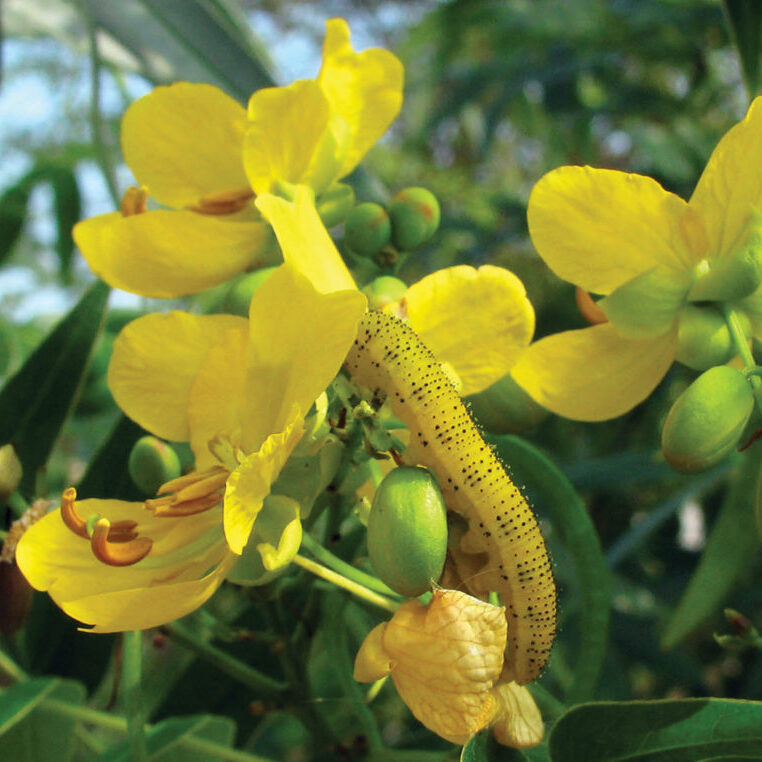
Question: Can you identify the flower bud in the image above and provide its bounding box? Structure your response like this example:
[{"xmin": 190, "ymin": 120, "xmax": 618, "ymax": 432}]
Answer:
[
  {"xmin": 344, "ymin": 202, "xmax": 392, "ymax": 257},
  {"xmin": 688, "ymin": 227, "xmax": 762, "ymax": 303},
  {"xmin": 316, "ymin": 182, "xmax": 356, "ymax": 228},
  {"xmin": 367, "ymin": 466, "xmax": 448, "ymax": 597},
  {"xmin": 0, "ymin": 444, "xmax": 22, "ymax": 501},
  {"xmin": 661, "ymin": 366, "xmax": 754, "ymax": 474},
  {"xmin": 388, "ymin": 187, "xmax": 441, "ymax": 251},
  {"xmin": 674, "ymin": 305, "xmax": 750, "ymax": 371},
  {"xmin": 221, "ymin": 266, "xmax": 278, "ymax": 317},
  {"xmin": 466, "ymin": 372, "xmax": 548, "ymax": 434},
  {"xmin": 361, "ymin": 276, "xmax": 408, "ymax": 310},
  {"xmin": 128, "ymin": 436, "xmax": 182, "ymax": 495}
]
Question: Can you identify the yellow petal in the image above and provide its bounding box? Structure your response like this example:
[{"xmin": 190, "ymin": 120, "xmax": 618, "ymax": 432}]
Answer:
[
  {"xmin": 223, "ymin": 408, "xmax": 304, "ymax": 554},
  {"xmin": 383, "ymin": 589, "xmax": 506, "ymax": 746},
  {"xmin": 354, "ymin": 622, "xmax": 394, "ymax": 682},
  {"xmin": 400, "ymin": 265, "xmax": 534, "ymax": 396},
  {"xmin": 63, "ymin": 556, "xmax": 235, "ymax": 633},
  {"xmin": 109, "ymin": 312, "xmax": 248, "ymax": 441},
  {"xmin": 241, "ymin": 263, "xmax": 365, "ymax": 451},
  {"xmin": 690, "ymin": 96, "xmax": 762, "ymax": 258},
  {"xmin": 317, "ymin": 18, "xmax": 404, "ymax": 178},
  {"xmin": 187, "ymin": 326, "xmax": 249, "ymax": 470},
  {"xmin": 528, "ymin": 166, "xmax": 699, "ymax": 294},
  {"xmin": 74, "ymin": 211, "xmax": 274, "ymax": 299},
  {"xmin": 252, "ymin": 495, "xmax": 302, "ymax": 572},
  {"xmin": 511, "ymin": 323, "xmax": 675, "ymax": 421},
  {"xmin": 121, "ymin": 83, "xmax": 248, "ymax": 209},
  {"xmin": 244, "ymin": 80, "xmax": 337, "ymax": 194},
  {"xmin": 255, "ymin": 185, "xmax": 358, "ymax": 294},
  {"xmin": 491, "ymin": 682, "xmax": 544, "ymax": 749}
]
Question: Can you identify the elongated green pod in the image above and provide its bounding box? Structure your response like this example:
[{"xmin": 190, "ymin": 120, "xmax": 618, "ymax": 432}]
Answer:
[{"xmin": 344, "ymin": 311, "xmax": 556, "ymax": 684}]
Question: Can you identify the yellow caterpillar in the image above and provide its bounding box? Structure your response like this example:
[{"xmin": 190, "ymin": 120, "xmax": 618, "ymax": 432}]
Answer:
[{"xmin": 345, "ymin": 310, "xmax": 556, "ymax": 684}]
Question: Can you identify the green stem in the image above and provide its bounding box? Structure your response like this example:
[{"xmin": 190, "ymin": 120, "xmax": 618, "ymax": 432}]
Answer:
[
  {"xmin": 121, "ymin": 631, "xmax": 148, "ymax": 762},
  {"xmin": 723, "ymin": 305, "xmax": 762, "ymax": 410},
  {"xmin": 300, "ymin": 532, "xmax": 401, "ymax": 599},
  {"xmin": 36, "ymin": 699, "xmax": 276, "ymax": 762},
  {"xmin": 0, "ymin": 647, "xmax": 27, "ymax": 681},
  {"xmin": 292, "ymin": 554, "xmax": 399, "ymax": 614},
  {"xmin": 164, "ymin": 621, "xmax": 288, "ymax": 695}
]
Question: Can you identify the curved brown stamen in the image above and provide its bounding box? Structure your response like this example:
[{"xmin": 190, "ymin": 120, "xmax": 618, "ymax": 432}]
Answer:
[
  {"xmin": 90, "ymin": 519, "xmax": 152, "ymax": 567},
  {"xmin": 106, "ymin": 520, "xmax": 139, "ymax": 543},
  {"xmin": 188, "ymin": 187, "xmax": 254, "ymax": 216},
  {"xmin": 120, "ymin": 186, "xmax": 149, "ymax": 217},
  {"xmin": 60, "ymin": 487, "xmax": 88, "ymax": 538},
  {"xmin": 575, "ymin": 287, "xmax": 608, "ymax": 325}
]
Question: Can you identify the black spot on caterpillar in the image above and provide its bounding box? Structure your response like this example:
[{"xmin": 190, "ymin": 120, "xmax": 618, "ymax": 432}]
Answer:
[{"xmin": 345, "ymin": 310, "xmax": 556, "ymax": 685}]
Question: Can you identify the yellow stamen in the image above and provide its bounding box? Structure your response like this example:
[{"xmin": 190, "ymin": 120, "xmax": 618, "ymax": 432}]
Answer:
[
  {"xmin": 146, "ymin": 492, "xmax": 223, "ymax": 517},
  {"xmin": 120, "ymin": 185, "xmax": 149, "ymax": 217},
  {"xmin": 90, "ymin": 518, "xmax": 152, "ymax": 567},
  {"xmin": 188, "ymin": 187, "xmax": 254, "ymax": 216},
  {"xmin": 157, "ymin": 465, "xmax": 228, "ymax": 497},
  {"xmin": 575, "ymin": 286, "xmax": 608, "ymax": 325}
]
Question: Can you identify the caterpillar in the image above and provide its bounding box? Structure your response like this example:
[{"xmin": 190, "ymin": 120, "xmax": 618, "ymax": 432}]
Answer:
[{"xmin": 344, "ymin": 310, "xmax": 556, "ymax": 685}]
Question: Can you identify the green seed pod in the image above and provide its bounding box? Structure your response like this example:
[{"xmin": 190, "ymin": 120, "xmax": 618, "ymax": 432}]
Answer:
[
  {"xmin": 674, "ymin": 305, "xmax": 750, "ymax": 371},
  {"xmin": 466, "ymin": 373, "xmax": 548, "ymax": 434},
  {"xmin": 661, "ymin": 366, "xmax": 754, "ymax": 474},
  {"xmin": 316, "ymin": 182, "xmax": 356, "ymax": 228},
  {"xmin": 361, "ymin": 276, "xmax": 408, "ymax": 310},
  {"xmin": 367, "ymin": 466, "xmax": 448, "ymax": 597},
  {"xmin": 128, "ymin": 436, "xmax": 182, "ymax": 495},
  {"xmin": 388, "ymin": 187, "xmax": 441, "ymax": 251},
  {"xmin": 221, "ymin": 266, "xmax": 278, "ymax": 316},
  {"xmin": 344, "ymin": 202, "xmax": 392, "ymax": 257}
]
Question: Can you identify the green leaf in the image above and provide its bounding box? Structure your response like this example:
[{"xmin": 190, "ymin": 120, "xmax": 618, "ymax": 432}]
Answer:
[
  {"xmin": 93, "ymin": 714, "xmax": 236, "ymax": 761},
  {"xmin": 661, "ymin": 453, "xmax": 759, "ymax": 650},
  {"xmin": 0, "ymin": 677, "xmax": 86, "ymax": 762},
  {"xmin": 548, "ymin": 699, "xmax": 762, "ymax": 762},
  {"xmin": 724, "ymin": 0, "xmax": 762, "ymax": 99},
  {"xmin": 0, "ymin": 181, "xmax": 32, "ymax": 267},
  {"xmin": 486, "ymin": 435, "xmax": 611, "ymax": 704},
  {"xmin": 88, "ymin": 0, "xmax": 274, "ymax": 102},
  {"xmin": 0, "ymin": 280, "xmax": 110, "ymax": 497},
  {"xmin": 48, "ymin": 166, "xmax": 81, "ymax": 283}
]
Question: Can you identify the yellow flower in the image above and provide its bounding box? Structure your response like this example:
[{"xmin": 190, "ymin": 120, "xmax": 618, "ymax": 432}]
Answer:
[
  {"xmin": 73, "ymin": 18, "xmax": 403, "ymax": 299},
  {"xmin": 353, "ymin": 589, "xmax": 543, "ymax": 748},
  {"xmin": 16, "ymin": 264, "xmax": 365, "ymax": 632},
  {"xmin": 512, "ymin": 96, "xmax": 762, "ymax": 421},
  {"xmin": 385, "ymin": 264, "xmax": 536, "ymax": 396}
]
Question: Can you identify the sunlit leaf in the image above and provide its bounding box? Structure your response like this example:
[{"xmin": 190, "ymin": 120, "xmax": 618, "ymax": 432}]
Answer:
[{"xmin": 548, "ymin": 699, "xmax": 762, "ymax": 762}]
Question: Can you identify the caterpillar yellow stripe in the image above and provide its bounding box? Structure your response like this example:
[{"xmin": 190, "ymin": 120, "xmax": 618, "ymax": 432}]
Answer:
[{"xmin": 345, "ymin": 311, "xmax": 556, "ymax": 684}]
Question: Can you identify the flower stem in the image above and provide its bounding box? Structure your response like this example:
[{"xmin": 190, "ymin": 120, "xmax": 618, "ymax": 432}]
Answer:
[
  {"xmin": 163, "ymin": 621, "xmax": 288, "ymax": 695},
  {"xmin": 723, "ymin": 305, "xmax": 762, "ymax": 410},
  {"xmin": 121, "ymin": 631, "xmax": 148, "ymax": 762},
  {"xmin": 300, "ymin": 532, "xmax": 401, "ymax": 599},
  {"xmin": 292, "ymin": 554, "xmax": 399, "ymax": 613}
]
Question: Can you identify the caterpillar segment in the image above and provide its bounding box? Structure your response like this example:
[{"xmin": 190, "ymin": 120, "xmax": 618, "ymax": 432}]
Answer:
[{"xmin": 344, "ymin": 311, "xmax": 556, "ymax": 684}]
